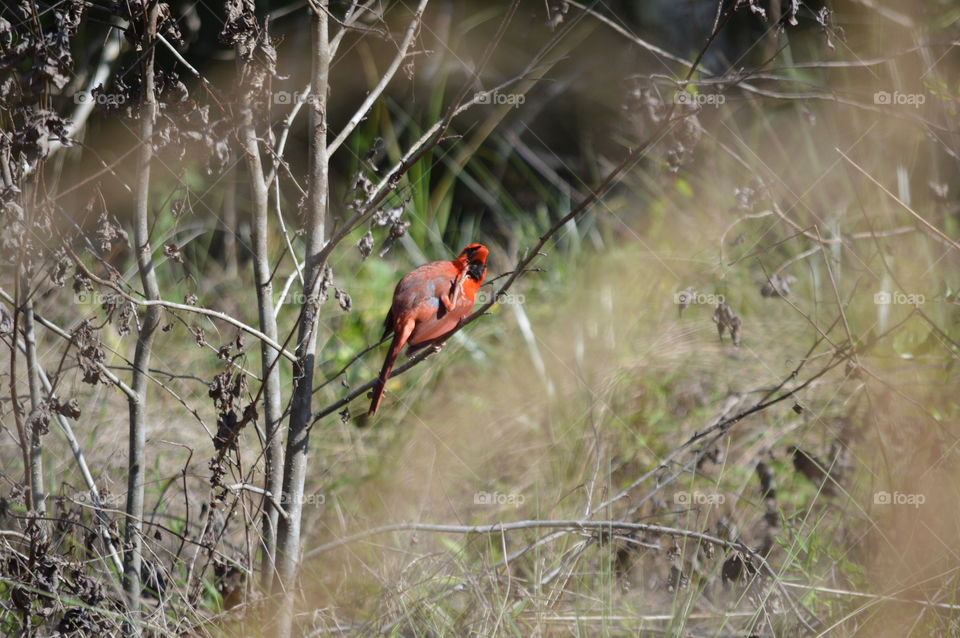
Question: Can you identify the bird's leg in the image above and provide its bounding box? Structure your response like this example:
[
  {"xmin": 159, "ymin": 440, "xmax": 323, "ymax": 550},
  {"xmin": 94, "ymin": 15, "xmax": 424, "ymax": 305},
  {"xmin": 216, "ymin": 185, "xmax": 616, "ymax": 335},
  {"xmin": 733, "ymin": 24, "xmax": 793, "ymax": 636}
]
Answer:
[{"xmin": 441, "ymin": 271, "xmax": 467, "ymax": 312}]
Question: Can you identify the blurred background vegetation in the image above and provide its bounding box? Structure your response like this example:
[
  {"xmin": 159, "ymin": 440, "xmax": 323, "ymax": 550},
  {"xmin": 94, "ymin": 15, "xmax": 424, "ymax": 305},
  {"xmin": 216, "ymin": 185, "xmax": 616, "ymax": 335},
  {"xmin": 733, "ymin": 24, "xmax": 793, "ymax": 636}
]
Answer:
[{"xmin": 2, "ymin": 0, "xmax": 960, "ymax": 635}]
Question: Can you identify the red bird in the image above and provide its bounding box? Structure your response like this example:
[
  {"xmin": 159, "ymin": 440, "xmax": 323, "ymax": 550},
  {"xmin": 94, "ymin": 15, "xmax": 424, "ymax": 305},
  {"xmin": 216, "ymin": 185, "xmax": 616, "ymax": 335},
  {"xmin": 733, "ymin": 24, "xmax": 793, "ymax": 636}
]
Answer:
[{"xmin": 368, "ymin": 243, "xmax": 489, "ymax": 416}]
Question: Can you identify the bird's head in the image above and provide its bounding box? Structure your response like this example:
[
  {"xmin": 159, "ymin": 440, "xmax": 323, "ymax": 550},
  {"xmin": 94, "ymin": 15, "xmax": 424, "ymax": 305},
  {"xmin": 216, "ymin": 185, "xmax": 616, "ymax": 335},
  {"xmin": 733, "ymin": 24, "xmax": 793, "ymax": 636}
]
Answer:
[{"xmin": 459, "ymin": 243, "xmax": 488, "ymax": 282}]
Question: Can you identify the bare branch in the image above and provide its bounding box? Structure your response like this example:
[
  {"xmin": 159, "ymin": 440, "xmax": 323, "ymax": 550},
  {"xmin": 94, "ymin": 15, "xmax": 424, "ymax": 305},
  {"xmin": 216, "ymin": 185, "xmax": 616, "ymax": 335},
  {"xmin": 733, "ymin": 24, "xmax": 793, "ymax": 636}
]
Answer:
[{"xmin": 123, "ymin": 2, "xmax": 162, "ymax": 628}]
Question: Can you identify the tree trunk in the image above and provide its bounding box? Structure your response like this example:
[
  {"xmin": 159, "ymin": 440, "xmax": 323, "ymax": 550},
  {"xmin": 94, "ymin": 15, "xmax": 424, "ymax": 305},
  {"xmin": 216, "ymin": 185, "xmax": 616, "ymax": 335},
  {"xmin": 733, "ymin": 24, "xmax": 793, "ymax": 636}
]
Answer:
[
  {"xmin": 274, "ymin": 2, "xmax": 329, "ymax": 634},
  {"xmin": 123, "ymin": 3, "xmax": 161, "ymax": 634},
  {"xmin": 239, "ymin": 107, "xmax": 285, "ymax": 588}
]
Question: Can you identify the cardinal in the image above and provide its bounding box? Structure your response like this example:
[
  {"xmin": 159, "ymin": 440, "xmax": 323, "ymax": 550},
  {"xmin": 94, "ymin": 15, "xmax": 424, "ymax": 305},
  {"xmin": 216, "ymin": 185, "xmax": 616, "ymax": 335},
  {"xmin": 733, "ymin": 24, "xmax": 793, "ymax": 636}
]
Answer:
[{"xmin": 367, "ymin": 243, "xmax": 489, "ymax": 416}]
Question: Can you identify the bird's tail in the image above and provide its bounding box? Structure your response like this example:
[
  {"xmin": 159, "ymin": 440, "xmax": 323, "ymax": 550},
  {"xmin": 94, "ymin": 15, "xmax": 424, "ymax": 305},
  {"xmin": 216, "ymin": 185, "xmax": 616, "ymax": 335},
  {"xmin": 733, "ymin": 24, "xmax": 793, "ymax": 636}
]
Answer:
[{"xmin": 368, "ymin": 334, "xmax": 404, "ymax": 416}]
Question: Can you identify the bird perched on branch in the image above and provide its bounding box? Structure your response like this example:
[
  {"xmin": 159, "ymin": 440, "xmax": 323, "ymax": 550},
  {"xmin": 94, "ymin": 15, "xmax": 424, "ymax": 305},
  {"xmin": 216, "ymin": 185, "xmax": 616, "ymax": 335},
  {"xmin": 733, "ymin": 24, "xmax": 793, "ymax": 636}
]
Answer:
[{"xmin": 367, "ymin": 243, "xmax": 489, "ymax": 416}]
